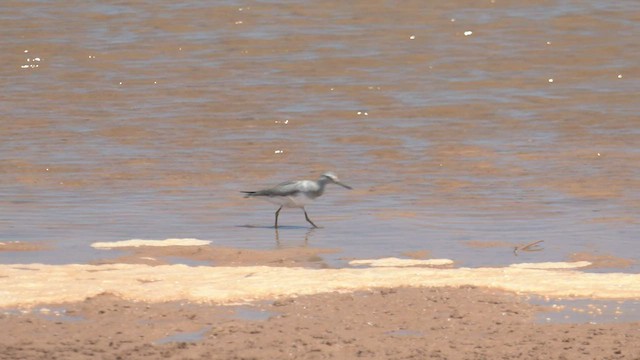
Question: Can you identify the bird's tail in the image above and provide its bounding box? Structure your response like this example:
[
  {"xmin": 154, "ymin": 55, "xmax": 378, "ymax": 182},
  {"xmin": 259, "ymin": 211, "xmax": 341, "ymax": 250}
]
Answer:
[{"xmin": 241, "ymin": 191, "xmax": 256, "ymax": 198}]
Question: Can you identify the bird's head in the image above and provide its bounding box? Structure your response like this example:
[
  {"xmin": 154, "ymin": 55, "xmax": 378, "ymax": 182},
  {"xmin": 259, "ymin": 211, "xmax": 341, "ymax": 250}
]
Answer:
[{"xmin": 320, "ymin": 172, "xmax": 352, "ymax": 189}]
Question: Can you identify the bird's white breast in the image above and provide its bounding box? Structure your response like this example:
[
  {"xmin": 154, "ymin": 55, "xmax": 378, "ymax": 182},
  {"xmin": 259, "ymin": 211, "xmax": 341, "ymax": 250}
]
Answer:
[{"xmin": 264, "ymin": 193, "xmax": 313, "ymax": 208}]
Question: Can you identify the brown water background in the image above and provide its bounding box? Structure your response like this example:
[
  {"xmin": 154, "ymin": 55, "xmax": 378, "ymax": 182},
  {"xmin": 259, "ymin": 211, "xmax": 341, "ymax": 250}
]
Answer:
[{"xmin": 1, "ymin": 1, "xmax": 638, "ymax": 270}]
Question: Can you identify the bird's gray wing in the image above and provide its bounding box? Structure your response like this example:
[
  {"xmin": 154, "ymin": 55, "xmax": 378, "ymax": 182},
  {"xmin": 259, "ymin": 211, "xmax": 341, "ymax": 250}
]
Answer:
[{"xmin": 246, "ymin": 181, "xmax": 302, "ymax": 197}]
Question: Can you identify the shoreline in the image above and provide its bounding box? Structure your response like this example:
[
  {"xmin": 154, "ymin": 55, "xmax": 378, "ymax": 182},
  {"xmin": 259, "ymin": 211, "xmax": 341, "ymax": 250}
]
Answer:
[
  {"xmin": 3, "ymin": 262, "xmax": 640, "ymax": 310},
  {"xmin": 2, "ymin": 241, "xmax": 639, "ymax": 309}
]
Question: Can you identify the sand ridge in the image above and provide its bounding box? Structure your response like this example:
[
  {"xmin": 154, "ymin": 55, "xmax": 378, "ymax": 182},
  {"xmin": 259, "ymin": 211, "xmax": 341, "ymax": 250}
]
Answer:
[{"xmin": 1, "ymin": 261, "xmax": 639, "ymax": 309}]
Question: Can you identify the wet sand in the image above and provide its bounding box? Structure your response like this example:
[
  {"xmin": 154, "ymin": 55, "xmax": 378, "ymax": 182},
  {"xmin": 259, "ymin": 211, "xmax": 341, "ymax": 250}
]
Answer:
[{"xmin": 3, "ymin": 287, "xmax": 639, "ymax": 360}]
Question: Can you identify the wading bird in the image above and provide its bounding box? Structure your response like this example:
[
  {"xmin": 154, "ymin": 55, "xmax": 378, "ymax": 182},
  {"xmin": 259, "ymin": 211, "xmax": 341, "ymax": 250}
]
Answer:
[{"xmin": 242, "ymin": 172, "xmax": 352, "ymax": 228}]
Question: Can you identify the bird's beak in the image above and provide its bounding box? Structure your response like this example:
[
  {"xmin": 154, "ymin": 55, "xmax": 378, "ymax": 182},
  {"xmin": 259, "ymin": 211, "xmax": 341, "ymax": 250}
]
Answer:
[{"xmin": 336, "ymin": 181, "xmax": 352, "ymax": 190}]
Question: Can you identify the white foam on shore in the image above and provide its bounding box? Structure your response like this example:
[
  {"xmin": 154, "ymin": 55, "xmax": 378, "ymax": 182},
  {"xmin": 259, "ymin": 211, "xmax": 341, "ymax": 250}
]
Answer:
[
  {"xmin": 1, "ymin": 263, "xmax": 639, "ymax": 308},
  {"xmin": 91, "ymin": 238, "xmax": 211, "ymax": 249},
  {"xmin": 509, "ymin": 261, "xmax": 592, "ymax": 269},
  {"xmin": 349, "ymin": 257, "xmax": 454, "ymax": 267}
]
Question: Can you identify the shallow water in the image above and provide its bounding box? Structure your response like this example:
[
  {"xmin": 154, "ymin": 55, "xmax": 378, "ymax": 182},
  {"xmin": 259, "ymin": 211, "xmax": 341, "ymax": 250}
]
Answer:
[
  {"xmin": 232, "ymin": 306, "xmax": 277, "ymax": 322},
  {"xmin": 534, "ymin": 298, "xmax": 640, "ymax": 324},
  {"xmin": 1, "ymin": 1, "xmax": 639, "ymax": 271},
  {"xmin": 154, "ymin": 325, "xmax": 212, "ymax": 345}
]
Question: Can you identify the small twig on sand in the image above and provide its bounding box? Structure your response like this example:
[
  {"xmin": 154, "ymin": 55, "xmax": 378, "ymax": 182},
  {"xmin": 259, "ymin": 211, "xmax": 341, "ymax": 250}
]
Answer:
[{"xmin": 513, "ymin": 240, "xmax": 544, "ymax": 256}]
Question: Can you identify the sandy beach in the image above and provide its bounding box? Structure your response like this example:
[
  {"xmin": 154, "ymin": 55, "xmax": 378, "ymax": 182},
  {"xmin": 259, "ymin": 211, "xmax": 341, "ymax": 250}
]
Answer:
[
  {"xmin": 3, "ymin": 287, "xmax": 639, "ymax": 360},
  {"xmin": 2, "ymin": 242, "xmax": 640, "ymax": 359}
]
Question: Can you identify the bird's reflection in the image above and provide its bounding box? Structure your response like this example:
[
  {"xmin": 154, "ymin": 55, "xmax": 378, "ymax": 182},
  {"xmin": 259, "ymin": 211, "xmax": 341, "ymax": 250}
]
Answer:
[{"xmin": 275, "ymin": 227, "xmax": 317, "ymax": 248}]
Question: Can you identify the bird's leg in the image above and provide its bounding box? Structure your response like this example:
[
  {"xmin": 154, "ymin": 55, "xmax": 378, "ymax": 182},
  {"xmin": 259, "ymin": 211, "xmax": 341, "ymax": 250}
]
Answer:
[
  {"xmin": 303, "ymin": 208, "xmax": 319, "ymax": 228},
  {"xmin": 275, "ymin": 206, "xmax": 283, "ymax": 228},
  {"xmin": 275, "ymin": 228, "xmax": 281, "ymax": 246}
]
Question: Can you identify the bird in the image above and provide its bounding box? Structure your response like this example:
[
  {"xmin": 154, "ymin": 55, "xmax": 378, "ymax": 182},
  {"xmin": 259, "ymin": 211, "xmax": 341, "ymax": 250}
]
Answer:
[{"xmin": 242, "ymin": 172, "xmax": 352, "ymax": 228}]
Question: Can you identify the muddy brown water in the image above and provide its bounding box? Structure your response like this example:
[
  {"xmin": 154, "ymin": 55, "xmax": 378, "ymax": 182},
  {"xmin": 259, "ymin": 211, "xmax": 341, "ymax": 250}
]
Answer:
[{"xmin": 1, "ymin": 1, "xmax": 638, "ymax": 271}]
